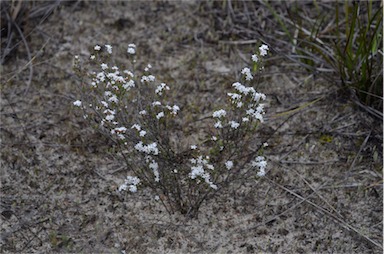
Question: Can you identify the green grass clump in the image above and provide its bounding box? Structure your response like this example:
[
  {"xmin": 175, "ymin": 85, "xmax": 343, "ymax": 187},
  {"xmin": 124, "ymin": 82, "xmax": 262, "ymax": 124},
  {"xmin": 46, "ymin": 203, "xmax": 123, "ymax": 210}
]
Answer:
[{"xmin": 268, "ymin": 1, "xmax": 383, "ymax": 117}]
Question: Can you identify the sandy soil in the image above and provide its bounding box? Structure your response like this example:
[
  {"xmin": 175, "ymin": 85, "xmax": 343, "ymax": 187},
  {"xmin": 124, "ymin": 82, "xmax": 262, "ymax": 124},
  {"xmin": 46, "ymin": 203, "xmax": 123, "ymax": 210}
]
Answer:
[{"xmin": 1, "ymin": 1, "xmax": 382, "ymax": 253}]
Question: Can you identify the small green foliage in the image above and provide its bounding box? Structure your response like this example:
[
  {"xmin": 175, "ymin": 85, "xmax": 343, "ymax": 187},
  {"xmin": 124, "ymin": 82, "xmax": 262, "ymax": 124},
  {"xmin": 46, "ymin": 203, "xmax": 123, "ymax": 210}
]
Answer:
[{"xmin": 319, "ymin": 134, "xmax": 333, "ymax": 144}]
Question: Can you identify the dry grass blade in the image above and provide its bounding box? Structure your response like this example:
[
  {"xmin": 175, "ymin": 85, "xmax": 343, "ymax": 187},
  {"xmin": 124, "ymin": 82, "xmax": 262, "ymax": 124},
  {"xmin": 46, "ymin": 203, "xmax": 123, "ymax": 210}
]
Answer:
[{"xmin": 268, "ymin": 178, "xmax": 383, "ymax": 250}]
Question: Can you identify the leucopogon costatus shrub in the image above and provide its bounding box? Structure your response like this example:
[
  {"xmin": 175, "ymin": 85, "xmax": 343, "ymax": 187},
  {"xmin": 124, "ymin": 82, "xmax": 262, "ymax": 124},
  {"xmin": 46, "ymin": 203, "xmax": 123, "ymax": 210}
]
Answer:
[{"xmin": 72, "ymin": 43, "xmax": 269, "ymax": 218}]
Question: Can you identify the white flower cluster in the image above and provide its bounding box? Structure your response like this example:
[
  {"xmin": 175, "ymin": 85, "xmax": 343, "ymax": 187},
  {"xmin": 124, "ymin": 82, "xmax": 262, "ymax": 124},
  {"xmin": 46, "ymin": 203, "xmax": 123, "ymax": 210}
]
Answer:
[
  {"xmin": 135, "ymin": 141, "xmax": 159, "ymax": 155},
  {"xmin": 155, "ymin": 83, "xmax": 170, "ymax": 95},
  {"xmin": 131, "ymin": 124, "xmax": 146, "ymax": 137},
  {"xmin": 241, "ymin": 67, "xmax": 253, "ymax": 81},
  {"xmin": 127, "ymin": 43, "xmax": 136, "ymax": 55},
  {"xmin": 251, "ymin": 156, "xmax": 267, "ymax": 177},
  {"xmin": 230, "ymin": 82, "xmax": 266, "ymax": 123},
  {"xmin": 73, "ymin": 100, "xmax": 82, "ymax": 107},
  {"xmin": 147, "ymin": 157, "xmax": 160, "ymax": 182},
  {"xmin": 259, "ymin": 44, "xmax": 269, "ymax": 57},
  {"xmin": 225, "ymin": 160, "xmax": 233, "ymax": 170},
  {"xmin": 189, "ymin": 156, "xmax": 217, "ymax": 190},
  {"xmin": 119, "ymin": 176, "xmax": 140, "ymax": 192}
]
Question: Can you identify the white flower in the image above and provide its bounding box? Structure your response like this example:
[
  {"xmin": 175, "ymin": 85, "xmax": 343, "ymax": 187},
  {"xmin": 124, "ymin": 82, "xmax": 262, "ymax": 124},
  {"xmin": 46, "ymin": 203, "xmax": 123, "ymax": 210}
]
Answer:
[
  {"xmin": 149, "ymin": 160, "xmax": 160, "ymax": 182},
  {"xmin": 131, "ymin": 124, "xmax": 141, "ymax": 130},
  {"xmin": 119, "ymin": 176, "xmax": 140, "ymax": 193},
  {"xmin": 135, "ymin": 141, "xmax": 159, "ymax": 155},
  {"xmin": 90, "ymin": 55, "xmax": 95, "ymax": 60},
  {"xmin": 214, "ymin": 121, "xmax": 223, "ymax": 129},
  {"xmin": 152, "ymin": 101, "xmax": 161, "ymax": 106},
  {"xmin": 213, "ymin": 109, "xmax": 226, "ymax": 118},
  {"xmin": 171, "ymin": 105, "xmax": 180, "ymax": 115},
  {"xmin": 155, "ymin": 83, "xmax": 170, "ymax": 95},
  {"xmin": 211, "ymin": 136, "xmax": 217, "ymax": 141},
  {"xmin": 232, "ymin": 82, "xmax": 255, "ymax": 95},
  {"xmin": 144, "ymin": 64, "xmax": 152, "ymax": 72},
  {"xmin": 139, "ymin": 110, "xmax": 147, "ymax": 115},
  {"xmin": 123, "ymin": 80, "xmax": 135, "ymax": 90},
  {"xmin": 263, "ymin": 142, "xmax": 269, "ymax": 147},
  {"xmin": 251, "ymin": 54, "xmax": 259, "ymax": 63},
  {"xmin": 127, "ymin": 44, "xmax": 136, "ymax": 54},
  {"xmin": 101, "ymin": 63, "xmax": 108, "ymax": 70},
  {"xmin": 114, "ymin": 126, "xmax": 127, "ymax": 133},
  {"xmin": 242, "ymin": 117, "xmax": 249, "ymax": 122},
  {"xmin": 189, "ymin": 156, "xmax": 217, "ymax": 189},
  {"xmin": 156, "ymin": 112, "xmax": 164, "ymax": 119},
  {"xmin": 251, "ymin": 156, "xmax": 267, "ymax": 177},
  {"xmin": 259, "ymin": 44, "xmax": 269, "ymax": 56},
  {"xmin": 105, "ymin": 44, "xmax": 112, "ymax": 54},
  {"xmin": 241, "ymin": 67, "xmax": 253, "ymax": 81},
  {"xmin": 191, "ymin": 145, "xmax": 197, "ymax": 150},
  {"xmin": 94, "ymin": 45, "xmax": 101, "ymax": 51},
  {"xmin": 229, "ymin": 121, "xmax": 240, "ymax": 129},
  {"xmin": 139, "ymin": 130, "xmax": 146, "ymax": 137},
  {"xmin": 253, "ymin": 92, "xmax": 266, "ymax": 102},
  {"xmin": 105, "ymin": 114, "xmax": 115, "ymax": 121},
  {"xmin": 227, "ymin": 93, "xmax": 242, "ymax": 101},
  {"xmin": 123, "ymin": 70, "xmax": 134, "ymax": 77},
  {"xmin": 141, "ymin": 75, "xmax": 154, "ymax": 83},
  {"xmin": 73, "ymin": 100, "xmax": 82, "ymax": 107},
  {"xmin": 225, "ymin": 160, "xmax": 233, "ymax": 170},
  {"xmin": 108, "ymin": 95, "xmax": 119, "ymax": 103}
]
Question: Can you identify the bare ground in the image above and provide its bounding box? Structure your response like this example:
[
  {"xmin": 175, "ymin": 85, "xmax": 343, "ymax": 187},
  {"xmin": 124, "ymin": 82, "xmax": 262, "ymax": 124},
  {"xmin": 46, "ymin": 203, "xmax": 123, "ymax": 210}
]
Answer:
[{"xmin": 1, "ymin": 1, "xmax": 383, "ymax": 253}]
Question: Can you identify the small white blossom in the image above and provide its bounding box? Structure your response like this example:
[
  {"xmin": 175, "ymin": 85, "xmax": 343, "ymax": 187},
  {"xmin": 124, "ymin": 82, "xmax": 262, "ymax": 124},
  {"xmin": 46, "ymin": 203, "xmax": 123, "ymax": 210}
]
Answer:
[
  {"xmin": 119, "ymin": 176, "xmax": 140, "ymax": 193},
  {"xmin": 213, "ymin": 109, "xmax": 226, "ymax": 118},
  {"xmin": 251, "ymin": 156, "xmax": 267, "ymax": 177},
  {"xmin": 100, "ymin": 101, "xmax": 108, "ymax": 108},
  {"xmin": 131, "ymin": 124, "xmax": 141, "ymax": 131},
  {"xmin": 229, "ymin": 121, "xmax": 240, "ymax": 129},
  {"xmin": 152, "ymin": 101, "xmax": 161, "ymax": 106},
  {"xmin": 263, "ymin": 142, "xmax": 269, "ymax": 147},
  {"xmin": 127, "ymin": 44, "xmax": 136, "ymax": 54},
  {"xmin": 191, "ymin": 145, "xmax": 197, "ymax": 150},
  {"xmin": 156, "ymin": 112, "xmax": 165, "ymax": 120},
  {"xmin": 101, "ymin": 63, "xmax": 108, "ymax": 70},
  {"xmin": 227, "ymin": 93, "xmax": 242, "ymax": 101},
  {"xmin": 123, "ymin": 80, "xmax": 135, "ymax": 90},
  {"xmin": 225, "ymin": 160, "xmax": 234, "ymax": 170},
  {"xmin": 73, "ymin": 100, "xmax": 82, "ymax": 107},
  {"xmin": 242, "ymin": 117, "xmax": 250, "ymax": 122},
  {"xmin": 141, "ymin": 75, "xmax": 156, "ymax": 83},
  {"xmin": 139, "ymin": 130, "xmax": 146, "ymax": 137},
  {"xmin": 211, "ymin": 136, "xmax": 218, "ymax": 141},
  {"xmin": 241, "ymin": 67, "xmax": 253, "ymax": 81},
  {"xmin": 144, "ymin": 64, "xmax": 152, "ymax": 72},
  {"xmin": 149, "ymin": 160, "xmax": 160, "ymax": 182},
  {"xmin": 94, "ymin": 45, "xmax": 101, "ymax": 51},
  {"xmin": 123, "ymin": 70, "xmax": 134, "ymax": 77},
  {"xmin": 105, "ymin": 44, "xmax": 112, "ymax": 54},
  {"xmin": 139, "ymin": 110, "xmax": 147, "ymax": 115},
  {"xmin": 135, "ymin": 141, "xmax": 159, "ymax": 155},
  {"xmin": 214, "ymin": 121, "xmax": 223, "ymax": 129},
  {"xmin": 155, "ymin": 83, "xmax": 170, "ymax": 95},
  {"xmin": 90, "ymin": 55, "xmax": 95, "ymax": 60},
  {"xmin": 108, "ymin": 95, "xmax": 119, "ymax": 103},
  {"xmin": 251, "ymin": 54, "xmax": 259, "ymax": 63},
  {"xmin": 259, "ymin": 44, "xmax": 269, "ymax": 56}
]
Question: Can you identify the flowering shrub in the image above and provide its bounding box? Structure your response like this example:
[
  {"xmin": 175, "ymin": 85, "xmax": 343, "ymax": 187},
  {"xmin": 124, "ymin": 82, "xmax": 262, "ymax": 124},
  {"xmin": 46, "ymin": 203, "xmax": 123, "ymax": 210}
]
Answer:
[{"xmin": 72, "ymin": 43, "xmax": 269, "ymax": 218}]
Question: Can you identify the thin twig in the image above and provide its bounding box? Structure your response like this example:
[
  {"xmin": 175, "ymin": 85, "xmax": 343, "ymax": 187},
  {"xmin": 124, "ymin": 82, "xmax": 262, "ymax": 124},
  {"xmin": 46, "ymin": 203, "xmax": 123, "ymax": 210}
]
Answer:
[{"xmin": 268, "ymin": 178, "xmax": 383, "ymax": 250}]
